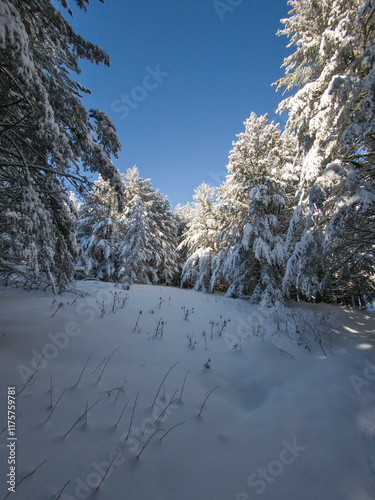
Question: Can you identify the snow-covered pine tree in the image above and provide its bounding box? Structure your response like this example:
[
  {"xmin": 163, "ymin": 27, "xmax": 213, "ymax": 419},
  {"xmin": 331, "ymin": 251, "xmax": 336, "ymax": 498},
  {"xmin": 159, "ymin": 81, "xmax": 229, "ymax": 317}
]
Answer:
[
  {"xmin": 117, "ymin": 195, "xmax": 155, "ymax": 285},
  {"xmin": 275, "ymin": 0, "xmax": 375, "ymax": 303},
  {"xmin": 121, "ymin": 167, "xmax": 154, "ymax": 215},
  {"xmin": 149, "ymin": 189, "xmax": 179, "ymax": 285},
  {"xmin": 178, "ymin": 183, "xmax": 220, "ymax": 292},
  {"xmin": 218, "ymin": 113, "xmax": 285, "ymax": 225},
  {"xmin": 211, "ymin": 113, "xmax": 298, "ymax": 302},
  {"xmin": 77, "ymin": 167, "xmax": 179, "ymax": 286},
  {"xmin": 76, "ymin": 176, "xmax": 120, "ymax": 281},
  {"xmin": 174, "ymin": 202, "xmax": 193, "ymax": 286},
  {"xmin": 0, "ymin": 0, "xmax": 123, "ymax": 291},
  {"xmin": 241, "ymin": 178, "xmax": 289, "ymax": 306},
  {"xmin": 118, "ymin": 167, "xmax": 179, "ymax": 285},
  {"xmin": 1, "ymin": 173, "xmax": 78, "ymax": 291}
]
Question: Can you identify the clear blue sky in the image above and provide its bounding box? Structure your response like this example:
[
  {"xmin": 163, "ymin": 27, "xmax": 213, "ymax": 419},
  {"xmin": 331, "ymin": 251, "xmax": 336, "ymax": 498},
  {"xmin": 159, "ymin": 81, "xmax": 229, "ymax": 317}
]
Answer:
[{"xmin": 57, "ymin": 0, "xmax": 291, "ymax": 208}]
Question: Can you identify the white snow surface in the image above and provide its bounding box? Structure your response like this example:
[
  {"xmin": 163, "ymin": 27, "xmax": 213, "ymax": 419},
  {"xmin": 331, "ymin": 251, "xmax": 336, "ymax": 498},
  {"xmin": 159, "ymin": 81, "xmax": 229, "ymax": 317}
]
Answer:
[{"xmin": 0, "ymin": 281, "xmax": 375, "ymax": 500}]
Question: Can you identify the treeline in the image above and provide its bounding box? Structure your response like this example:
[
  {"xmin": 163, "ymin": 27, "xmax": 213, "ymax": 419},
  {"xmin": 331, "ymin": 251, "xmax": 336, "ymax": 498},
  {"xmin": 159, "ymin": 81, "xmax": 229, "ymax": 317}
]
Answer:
[
  {"xmin": 75, "ymin": 167, "xmax": 179, "ymax": 286},
  {"xmin": 1, "ymin": 0, "xmax": 374, "ymax": 306},
  {"xmin": 78, "ymin": 0, "xmax": 375, "ymax": 306}
]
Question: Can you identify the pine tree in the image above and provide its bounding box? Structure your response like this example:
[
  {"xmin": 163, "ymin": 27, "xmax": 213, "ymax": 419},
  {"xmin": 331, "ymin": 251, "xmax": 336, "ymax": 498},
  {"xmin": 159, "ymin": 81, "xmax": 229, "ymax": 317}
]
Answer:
[
  {"xmin": 0, "ymin": 0, "xmax": 123, "ymax": 291},
  {"xmin": 117, "ymin": 195, "xmax": 154, "ymax": 285},
  {"xmin": 77, "ymin": 167, "xmax": 179, "ymax": 286},
  {"xmin": 1, "ymin": 174, "xmax": 78, "ymax": 291},
  {"xmin": 241, "ymin": 178, "xmax": 288, "ymax": 306},
  {"xmin": 119, "ymin": 167, "xmax": 179, "ymax": 285},
  {"xmin": 178, "ymin": 183, "xmax": 220, "ymax": 292},
  {"xmin": 122, "ymin": 166, "xmax": 154, "ymax": 214},
  {"xmin": 174, "ymin": 202, "xmax": 193, "ymax": 286},
  {"xmin": 150, "ymin": 190, "xmax": 179, "ymax": 285},
  {"xmin": 275, "ymin": 0, "xmax": 375, "ymax": 302},
  {"xmin": 211, "ymin": 113, "xmax": 298, "ymax": 302},
  {"xmin": 76, "ymin": 176, "xmax": 120, "ymax": 281}
]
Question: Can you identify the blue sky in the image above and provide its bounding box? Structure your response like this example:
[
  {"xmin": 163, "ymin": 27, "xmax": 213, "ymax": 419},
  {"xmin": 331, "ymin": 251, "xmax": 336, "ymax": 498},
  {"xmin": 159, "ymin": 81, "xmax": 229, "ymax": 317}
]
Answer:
[{"xmin": 58, "ymin": 0, "xmax": 291, "ymax": 208}]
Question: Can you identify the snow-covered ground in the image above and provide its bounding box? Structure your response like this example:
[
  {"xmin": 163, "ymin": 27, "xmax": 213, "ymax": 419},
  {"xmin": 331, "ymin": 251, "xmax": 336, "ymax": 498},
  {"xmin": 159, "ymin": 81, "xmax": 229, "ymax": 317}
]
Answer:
[{"xmin": 0, "ymin": 281, "xmax": 375, "ymax": 500}]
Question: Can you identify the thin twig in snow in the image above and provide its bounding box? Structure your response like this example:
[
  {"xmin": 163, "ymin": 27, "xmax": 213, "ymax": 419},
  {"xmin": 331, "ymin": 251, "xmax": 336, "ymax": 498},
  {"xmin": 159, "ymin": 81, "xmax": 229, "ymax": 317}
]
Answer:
[
  {"xmin": 91, "ymin": 356, "xmax": 107, "ymax": 375},
  {"xmin": 117, "ymin": 379, "xmax": 127, "ymax": 401},
  {"xmin": 160, "ymin": 421, "xmax": 186, "ymax": 441},
  {"xmin": 179, "ymin": 370, "xmax": 190, "ymax": 401},
  {"xmin": 133, "ymin": 310, "xmax": 142, "ymax": 332},
  {"xmin": 115, "ymin": 380, "xmax": 126, "ymax": 403},
  {"xmin": 157, "ymin": 390, "xmax": 179, "ymax": 423},
  {"xmin": 18, "ymin": 355, "xmax": 45, "ymax": 394},
  {"xmin": 115, "ymin": 399, "xmax": 129, "ymax": 427},
  {"xmin": 125, "ymin": 393, "xmax": 139, "ymax": 441},
  {"xmin": 3, "ymin": 460, "xmax": 46, "ymax": 499},
  {"xmin": 99, "ymin": 301, "xmax": 106, "ymax": 317},
  {"xmin": 202, "ymin": 330, "xmax": 208, "ymax": 349},
  {"xmin": 137, "ymin": 429, "xmax": 165, "ymax": 459},
  {"xmin": 84, "ymin": 400, "xmax": 89, "ymax": 425},
  {"xmin": 97, "ymin": 347, "xmax": 120, "ymax": 383},
  {"xmin": 107, "ymin": 378, "xmax": 127, "ymax": 402},
  {"xmin": 64, "ymin": 399, "xmax": 101, "ymax": 437},
  {"xmin": 96, "ymin": 449, "xmax": 120, "ymax": 489},
  {"xmin": 75, "ymin": 348, "xmax": 94, "ymax": 386},
  {"xmin": 50, "ymin": 376, "xmax": 53, "ymax": 408},
  {"xmin": 110, "ymin": 291, "xmax": 121, "ymax": 313},
  {"xmin": 151, "ymin": 361, "xmax": 180, "ymax": 408},
  {"xmin": 44, "ymin": 388, "xmax": 66, "ymax": 424},
  {"xmin": 198, "ymin": 385, "xmax": 220, "ymax": 417},
  {"xmin": 55, "ymin": 480, "xmax": 71, "ymax": 500},
  {"xmin": 52, "ymin": 302, "xmax": 64, "ymax": 318}
]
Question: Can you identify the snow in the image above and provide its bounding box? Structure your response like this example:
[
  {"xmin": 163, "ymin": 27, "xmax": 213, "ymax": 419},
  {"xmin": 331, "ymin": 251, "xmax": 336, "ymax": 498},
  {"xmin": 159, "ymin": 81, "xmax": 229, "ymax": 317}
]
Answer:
[
  {"xmin": 0, "ymin": 0, "xmax": 34, "ymax": 76},
  {"xmin": 0, "ymin": 282, "xmax": 375, "ymax": 499}
]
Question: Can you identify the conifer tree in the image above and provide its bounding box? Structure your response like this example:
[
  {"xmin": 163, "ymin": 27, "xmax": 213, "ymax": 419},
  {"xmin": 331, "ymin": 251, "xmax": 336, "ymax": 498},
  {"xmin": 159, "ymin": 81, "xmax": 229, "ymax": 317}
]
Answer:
[
  {"xmin": 76, "ymin": 176, "xmax": 120, "ymax": 281},
  {"xmin": 150, "ymin": 189, "xmax": 179, "ymax": 284},
  {"xmin": 211, "ymin": 113, "xmax": 298, "ymax": 302},
  {"xmin": 179, "ymin": 183, "xmax": 220, "ymax": 292},
  {"xmin": 117, "ymin": 195, "xmax": 154, "ymax": 284},
  {"xmin": 275, "ymin": 0, "xmax": 375, "ymax": 302},
  {"xmin": 174, "ymin": 202, "xmax": 193, "ymax": 286},
  {"xmin": 77, "ymin": 167, "xmax": 179, "ymax": 285},
  {"xmin": 0, "ymin": 0, "xmax": 123, "ymax": 290}
]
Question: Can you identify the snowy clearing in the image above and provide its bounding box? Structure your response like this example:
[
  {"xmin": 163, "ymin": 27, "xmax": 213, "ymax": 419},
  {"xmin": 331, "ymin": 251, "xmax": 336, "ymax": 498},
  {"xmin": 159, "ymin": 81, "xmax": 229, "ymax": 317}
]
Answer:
[{"xmin": 0, "ymin": 282, "xmax": 375, "ymax": 500}]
